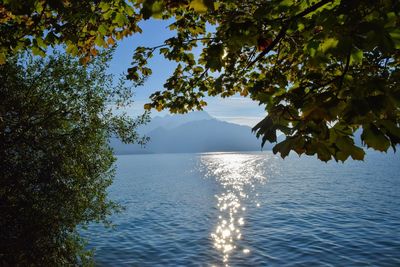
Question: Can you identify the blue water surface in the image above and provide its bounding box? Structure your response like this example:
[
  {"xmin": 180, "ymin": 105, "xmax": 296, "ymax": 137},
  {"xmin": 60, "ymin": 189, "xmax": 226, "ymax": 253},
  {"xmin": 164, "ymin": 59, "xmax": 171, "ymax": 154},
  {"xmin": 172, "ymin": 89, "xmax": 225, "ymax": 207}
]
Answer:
[{"xmin": 84, "ymin": 151, "xmax": 400, "ymax": 266}]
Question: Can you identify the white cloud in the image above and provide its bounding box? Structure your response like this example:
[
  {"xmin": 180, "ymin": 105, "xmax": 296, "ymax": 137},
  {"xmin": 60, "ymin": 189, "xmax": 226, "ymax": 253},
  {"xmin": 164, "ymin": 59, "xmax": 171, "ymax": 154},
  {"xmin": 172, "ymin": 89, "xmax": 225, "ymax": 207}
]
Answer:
[
  {"xmin": 214, "ymin": 116, "xmax": 264, "ymax": 127},
  {"xmin": 203, "ymin": 96, "xmax": 265, "ymax": 126}
]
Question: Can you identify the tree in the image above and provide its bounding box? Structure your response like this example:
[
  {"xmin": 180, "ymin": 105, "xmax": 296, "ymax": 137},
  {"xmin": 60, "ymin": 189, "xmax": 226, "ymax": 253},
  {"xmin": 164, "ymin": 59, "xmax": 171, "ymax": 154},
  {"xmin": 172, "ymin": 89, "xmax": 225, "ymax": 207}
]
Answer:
[
  {"xmin": 128, "ymin": 0, "xmax": 400, "ymax": 162},
  {"xmin": 0, "ymin": 0, "xmax": 142, "ymax": 64},
  {"xmin": 0, "ymin": 51, "xmax": 148, "ymax": 265},
  {"xmin": 1, "ymin": 0, "xmax": 399, "ymax": 162}
]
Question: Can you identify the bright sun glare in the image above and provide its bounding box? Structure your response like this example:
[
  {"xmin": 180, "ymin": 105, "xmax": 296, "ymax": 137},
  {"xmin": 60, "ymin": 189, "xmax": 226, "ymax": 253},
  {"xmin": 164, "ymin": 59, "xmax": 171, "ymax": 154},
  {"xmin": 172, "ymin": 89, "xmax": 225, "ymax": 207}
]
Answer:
[{"xmin": 200, "ymin": 153, "xmax": 277, "ymax": 265}]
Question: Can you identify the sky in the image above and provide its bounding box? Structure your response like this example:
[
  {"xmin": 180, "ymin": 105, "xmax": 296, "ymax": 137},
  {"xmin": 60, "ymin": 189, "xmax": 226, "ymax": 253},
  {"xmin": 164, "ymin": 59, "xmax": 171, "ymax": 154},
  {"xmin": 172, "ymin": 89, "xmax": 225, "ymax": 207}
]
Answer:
[{"xmin": 108, "ymin": 19, "xmax": 266, "ymax": 127}]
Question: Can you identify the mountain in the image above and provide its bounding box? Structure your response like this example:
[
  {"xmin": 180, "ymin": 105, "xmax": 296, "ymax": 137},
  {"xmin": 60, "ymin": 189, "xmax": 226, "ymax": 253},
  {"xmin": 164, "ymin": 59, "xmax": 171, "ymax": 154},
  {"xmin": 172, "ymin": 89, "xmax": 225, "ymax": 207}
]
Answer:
[
  {"xmin": 145, "ymin": 119, "xmax": 261, "ymax": 153},
  {"xmin": 110, "ymin": 111, "xmax": 274, "ymax": 154},
  {"xmin": 139, "ymin": 111, "xmax": 213, "ymax": 133}
]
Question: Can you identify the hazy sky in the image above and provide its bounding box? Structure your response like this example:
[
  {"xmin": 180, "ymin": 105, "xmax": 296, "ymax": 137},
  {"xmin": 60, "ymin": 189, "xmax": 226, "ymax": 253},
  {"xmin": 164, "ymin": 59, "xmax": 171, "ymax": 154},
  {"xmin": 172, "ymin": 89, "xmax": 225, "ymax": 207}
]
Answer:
[{"xmin": 108, "ymin": 20, "xmax": 265, "ymax": 127}]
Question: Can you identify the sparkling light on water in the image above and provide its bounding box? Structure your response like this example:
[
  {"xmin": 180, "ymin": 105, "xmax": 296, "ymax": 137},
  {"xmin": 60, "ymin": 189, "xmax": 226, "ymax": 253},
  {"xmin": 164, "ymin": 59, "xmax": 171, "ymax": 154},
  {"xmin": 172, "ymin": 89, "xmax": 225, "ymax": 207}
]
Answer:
[{"xmin": 200, "ymin": 153, "xmax": 277, "ymax": 265}]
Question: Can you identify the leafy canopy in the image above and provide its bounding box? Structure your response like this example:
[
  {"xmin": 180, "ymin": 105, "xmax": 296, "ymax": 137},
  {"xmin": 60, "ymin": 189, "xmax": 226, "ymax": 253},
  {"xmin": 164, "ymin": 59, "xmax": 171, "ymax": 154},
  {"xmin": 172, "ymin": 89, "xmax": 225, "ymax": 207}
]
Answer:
[
  {"xmin": 1, "ymin": 0, "xmax": 399, "ymax": 162},
  {"xmin": 0, "ymin": 0, "xmax": 142, "ymax": 64},
  {"xmin": 128, "ymin": 0, "xmax": 400, "ymax": 162},
  {"xmin": 0, "ymin": 51, "xmax": 148, "ymax": 265}
]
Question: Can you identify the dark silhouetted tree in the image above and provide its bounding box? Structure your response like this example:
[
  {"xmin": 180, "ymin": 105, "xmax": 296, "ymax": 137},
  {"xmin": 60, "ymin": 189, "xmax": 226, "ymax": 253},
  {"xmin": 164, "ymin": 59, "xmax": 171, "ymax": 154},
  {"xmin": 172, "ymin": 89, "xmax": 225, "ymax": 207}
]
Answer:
[{"xmin": 0, "ymin": 51, "xmax": 148, "ymax": 265}]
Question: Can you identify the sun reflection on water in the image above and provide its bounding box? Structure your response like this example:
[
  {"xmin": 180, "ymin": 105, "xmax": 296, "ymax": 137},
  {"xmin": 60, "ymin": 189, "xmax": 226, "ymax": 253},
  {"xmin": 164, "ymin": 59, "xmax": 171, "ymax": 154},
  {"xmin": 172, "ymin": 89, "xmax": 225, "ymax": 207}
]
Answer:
[{"xmin": 200, "ymin": 152, "xmax": 276, "ymax": 265}]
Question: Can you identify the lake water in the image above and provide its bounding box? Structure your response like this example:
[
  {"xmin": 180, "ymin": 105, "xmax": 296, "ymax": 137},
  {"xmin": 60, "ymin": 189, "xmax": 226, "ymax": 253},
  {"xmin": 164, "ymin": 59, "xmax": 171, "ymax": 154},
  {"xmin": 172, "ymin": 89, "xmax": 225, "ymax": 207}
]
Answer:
[{"xmin": 84, "ymin": 151, "xmax": 400, "ymax": 266}]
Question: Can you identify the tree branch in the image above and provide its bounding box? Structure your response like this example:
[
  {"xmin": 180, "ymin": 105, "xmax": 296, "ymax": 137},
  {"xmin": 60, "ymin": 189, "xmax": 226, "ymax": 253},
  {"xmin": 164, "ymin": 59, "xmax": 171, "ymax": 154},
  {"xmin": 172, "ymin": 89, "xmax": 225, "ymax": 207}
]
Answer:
[
  {"xmin": 339, "ymin": 50, "xmax": 351, "ymax": 90},
  {"xmin": 292, "ymin": 0, "xmax": 333, "ymax": 20},
  {"xmin": 246, "ymin": 0, "xmax": 333, "ymax": 69},
  {"xmin": 246, "ymin": 25, "xmax": 288, "ymax": 69},
  {"xmin": 151, "ymin": 37, "xmax": 215, "ymax": 50}
]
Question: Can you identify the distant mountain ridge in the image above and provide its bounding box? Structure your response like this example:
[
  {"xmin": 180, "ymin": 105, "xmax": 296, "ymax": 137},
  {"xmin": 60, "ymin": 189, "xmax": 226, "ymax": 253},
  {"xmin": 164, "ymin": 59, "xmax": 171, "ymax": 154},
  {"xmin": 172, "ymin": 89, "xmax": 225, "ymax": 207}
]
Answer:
[
  {"xmin": 138, "ymin": 111, "xmax": 213, "ymax": 133},
  {"xmin": 110, "ymin": 111, "xmax": 274, "ymax": 154}
]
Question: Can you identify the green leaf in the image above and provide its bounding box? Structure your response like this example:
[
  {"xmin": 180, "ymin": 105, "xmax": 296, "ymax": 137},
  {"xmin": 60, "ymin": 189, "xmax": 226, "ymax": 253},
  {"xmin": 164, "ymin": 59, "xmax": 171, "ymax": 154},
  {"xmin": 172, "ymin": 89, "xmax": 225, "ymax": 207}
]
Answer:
[
  {"xmin": 115, "ymin": 13, "xmax": 126, "ymax": 27},
  {"xmin": 279, "ymin": 0, "xmax": 294, "ymax": 7},
  {"xmin": 66, "ymin": 43, "xmax": 78, "ymax": 55},
  {"xmin": 319, "ymin": 38, "xmax": 339, "ymax": 53},
  {"xmin": 335, "ymin": 136, "xmax": 354, "ymax": 152},
  {"xmin": 98, "ymin": 24, "xmax": 108, "ymax": 36},
  {"xmin": 0, "ymin": 52, "xmax": 6, "ymax": 64},
  {"xmin": 35, "ymin": 37, "xmax": 46, "ymax": 49},
  {"xmin": 316, "ymin": 142, "xmax": 332, "ymax": 162},
  {"xmin": 350, "ymin": 146, "xmax": 365, "ymax": 160},
  {"xmin": 32, "ymin": 46, "xmax": 45, "ymax": 57},
  {"xmin": 252, "ymin": 117, "xmax": 277, "ymax": 146},
  {"xmin": 141, "ymin": 0, "xmax": 164, "ymax": 19},
  {"xmin": 99, "ymin": 2, "xmax": 110, "ymax": 11},
  {"xmin": 204, "ymin": 44, "xmax": 224, "ymax": 71},
  {"xmin": 306, "ymin": 41, "xmax": 319, "ymax": 57},
  {"xmin": 336, "ymin": 151, "xmax": 350, "ymax": 162},
  {"xmin": 141, "ymin": 67, "xmax": 152, "ymax": 76},
  {"xmin": 380, "ymin": 120, "xmax": 400, "ymax": 138},
  {"xmin": 388, "ymin": 28, "xmax": 400, "ymax": 49},
  {"xmin": 125, "ymin": 6, "xmax": 135, "ymax": 16},
  {"xmin": 35, "ymin": 1, "xmax": 44, "ymax": 13},
  {"xmin": 272, "ymin": 138, "xmax": 292, "ymax": 158},
  {"xmin": 189, "ymin": 0, "xmax": 214, "ymax": 12},
  {"xmin": 193, "ymin": 66, "xmax": 204, "ymax": 73},
  {"xmin": 350, "ymin": 48, "xmax": 363, "ymax": 65},
  {"xmin": 95, "ymin": 36, "xmax": 105, "ymax": 47},
  {"xmin": 361, "ymin": 125, "xmax": 390, "ymax": 151}
]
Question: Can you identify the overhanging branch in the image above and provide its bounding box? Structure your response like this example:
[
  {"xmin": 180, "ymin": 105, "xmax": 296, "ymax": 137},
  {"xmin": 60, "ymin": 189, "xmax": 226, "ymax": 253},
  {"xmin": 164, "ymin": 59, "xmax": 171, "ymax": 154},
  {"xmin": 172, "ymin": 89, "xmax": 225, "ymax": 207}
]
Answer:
[{"xmin": 246, "ymin": 0, "xmax": 334, "ymax": 69}]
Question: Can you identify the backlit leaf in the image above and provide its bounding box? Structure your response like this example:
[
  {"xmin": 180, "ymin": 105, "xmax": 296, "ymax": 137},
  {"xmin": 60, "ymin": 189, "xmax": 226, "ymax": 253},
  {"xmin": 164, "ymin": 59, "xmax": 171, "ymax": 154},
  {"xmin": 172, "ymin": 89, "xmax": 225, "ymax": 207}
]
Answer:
[
  {"xmin": 350, "ymin": 49, "xmax": 363, "ymax": 65},
  {"xmin": 361, "ymin": 125, "xmax": 390, "ymax": 152},
  {"xmin": 189, "ymin": 0, "xmax": 214, "ymax": 12},
  {"xmin": 319, "ymin": 38, "xmax": 339, "ymax": 53}
]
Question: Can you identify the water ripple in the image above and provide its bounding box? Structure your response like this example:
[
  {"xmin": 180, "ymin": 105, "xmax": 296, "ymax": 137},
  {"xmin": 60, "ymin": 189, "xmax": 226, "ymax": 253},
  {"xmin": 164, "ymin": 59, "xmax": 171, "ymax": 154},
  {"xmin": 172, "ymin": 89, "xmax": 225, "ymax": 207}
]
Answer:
[
  {"xmin": 82, "ymin": 152, "xmax": 400, "ymax": 266},
  {"xmin": 199, "ymin": 153, "xmax": 277, "ymax": 265}
]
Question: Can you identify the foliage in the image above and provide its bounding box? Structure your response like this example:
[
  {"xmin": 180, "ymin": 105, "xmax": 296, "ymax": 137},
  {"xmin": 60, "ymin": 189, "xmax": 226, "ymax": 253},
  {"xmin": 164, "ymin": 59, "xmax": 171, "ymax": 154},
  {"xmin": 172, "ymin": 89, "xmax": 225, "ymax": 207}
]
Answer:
[
  {"xmin": 0, "ymin": 51, "xmax": 148, "ymax": 265},
  {"xmin": 127, "ymin": 0, "xmax": 400, "ymax": 162},
  {"xmin": 1, "ymin": 0, "xmax": 399, "ymax": 162},
  {"xmin": 0, "ymin": 0, "xmax": 142, "ymax": 64}
]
